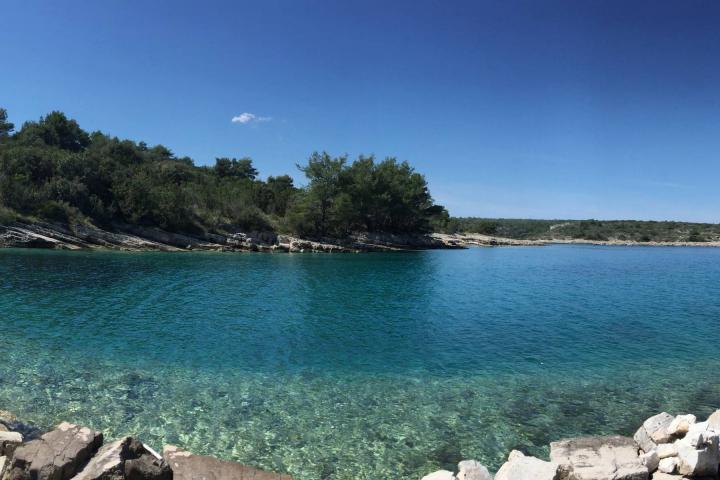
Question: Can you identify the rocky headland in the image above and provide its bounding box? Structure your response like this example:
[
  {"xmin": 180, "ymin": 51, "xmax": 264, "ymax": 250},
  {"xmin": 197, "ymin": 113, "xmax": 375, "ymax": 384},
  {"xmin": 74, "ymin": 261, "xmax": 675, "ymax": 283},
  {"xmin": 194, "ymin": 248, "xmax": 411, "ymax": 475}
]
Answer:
[{"xmin": 3, "ymin": 409, "xmax": 720, "ymax": 480}]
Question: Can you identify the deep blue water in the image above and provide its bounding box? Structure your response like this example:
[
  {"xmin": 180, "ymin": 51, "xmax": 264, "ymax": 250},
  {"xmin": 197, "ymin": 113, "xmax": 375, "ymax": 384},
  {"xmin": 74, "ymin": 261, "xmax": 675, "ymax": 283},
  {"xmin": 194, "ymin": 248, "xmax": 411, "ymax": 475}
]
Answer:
[{"xmin": 1, "ymin": 246, "xmax": 719, "ymax": 479}]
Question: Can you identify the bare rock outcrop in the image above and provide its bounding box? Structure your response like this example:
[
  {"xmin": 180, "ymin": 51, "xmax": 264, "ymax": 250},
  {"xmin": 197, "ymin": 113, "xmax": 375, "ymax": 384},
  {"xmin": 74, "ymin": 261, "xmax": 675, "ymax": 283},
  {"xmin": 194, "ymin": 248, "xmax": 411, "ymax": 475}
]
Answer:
[
  {"xmin": 633, "ymin": 412, "xmax": 675, "ymax": 453},
  {"xmin": 0, "ymin": 432, "xmax": 23, "ymax": 458},
  {"xmin": 456, "ymin": 460, "xmax": 492, "ymax": 480},
  {"xmin": 70, "ymin": 436, "xmax": 169, "ymax": 480},
  {"xmin": 421, "ymin": 470, "xmax": 457, "ymax": 480},
  {"xmin": 495, "ymin": 450, "xmax": 562, "ymax": 480},
  {"xmin": 549, "ymin": 436, "xmax": 648, "ymax": 480},
  {"xmin": 7, "ymin": 422, "xmax": 102, "ymax": 480}
]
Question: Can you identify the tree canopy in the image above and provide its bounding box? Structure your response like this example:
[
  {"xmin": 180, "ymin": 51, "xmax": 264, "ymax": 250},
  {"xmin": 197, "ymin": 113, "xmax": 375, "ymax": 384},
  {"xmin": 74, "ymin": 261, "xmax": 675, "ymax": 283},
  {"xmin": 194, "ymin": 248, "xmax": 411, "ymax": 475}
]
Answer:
[{"xmin": 0, "ymin": 109, "xmax": 448, "ymax": 238}]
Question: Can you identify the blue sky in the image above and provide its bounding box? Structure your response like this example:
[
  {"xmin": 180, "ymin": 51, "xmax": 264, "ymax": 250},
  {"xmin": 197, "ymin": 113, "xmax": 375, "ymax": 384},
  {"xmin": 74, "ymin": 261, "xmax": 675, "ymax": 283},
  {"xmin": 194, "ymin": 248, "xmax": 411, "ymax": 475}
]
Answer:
[{"xmin": 2, "ymin": 1, "xmax": 719, "ymax": 221}]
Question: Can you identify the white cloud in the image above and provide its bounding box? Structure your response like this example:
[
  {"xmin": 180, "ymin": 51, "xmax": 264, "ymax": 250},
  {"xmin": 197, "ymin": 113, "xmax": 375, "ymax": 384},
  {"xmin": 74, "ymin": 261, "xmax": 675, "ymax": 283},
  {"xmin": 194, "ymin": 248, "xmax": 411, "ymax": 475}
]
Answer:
[{"xmin": 231, "ymin": 112, "xmax": 271, "ymax": 124}]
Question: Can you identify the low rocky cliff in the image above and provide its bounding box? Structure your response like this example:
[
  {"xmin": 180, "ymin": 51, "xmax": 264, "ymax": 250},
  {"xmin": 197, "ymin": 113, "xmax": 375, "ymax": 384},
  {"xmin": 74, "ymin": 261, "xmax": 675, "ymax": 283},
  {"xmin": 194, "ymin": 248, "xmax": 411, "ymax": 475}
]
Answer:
[{"xmin": 0, "ymin": 221, "xmax": 460, "ymax": 253}]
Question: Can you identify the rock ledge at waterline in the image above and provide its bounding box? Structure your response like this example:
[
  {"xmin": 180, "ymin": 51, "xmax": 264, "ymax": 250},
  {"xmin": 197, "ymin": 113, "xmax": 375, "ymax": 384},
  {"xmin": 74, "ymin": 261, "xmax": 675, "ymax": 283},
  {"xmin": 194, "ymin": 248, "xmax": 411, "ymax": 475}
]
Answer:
[{"xmin": 0, "ymin": 221, "xmax": 467, "ymax": 252}]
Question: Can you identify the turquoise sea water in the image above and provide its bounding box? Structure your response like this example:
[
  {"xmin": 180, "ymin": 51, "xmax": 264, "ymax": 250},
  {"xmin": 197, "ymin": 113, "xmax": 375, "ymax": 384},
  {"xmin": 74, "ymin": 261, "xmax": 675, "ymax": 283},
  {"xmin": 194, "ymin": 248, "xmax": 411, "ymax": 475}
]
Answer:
[{"xmin": 1, "ymin": 246, "xmax": 720, "ymax": 479}]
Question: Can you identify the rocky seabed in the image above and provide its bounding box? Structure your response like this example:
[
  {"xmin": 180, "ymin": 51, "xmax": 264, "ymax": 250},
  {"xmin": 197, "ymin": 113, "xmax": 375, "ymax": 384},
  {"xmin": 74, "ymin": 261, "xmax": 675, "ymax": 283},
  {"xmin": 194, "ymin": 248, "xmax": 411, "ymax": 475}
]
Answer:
[{"xmin": 2, "ymin": 409, "xmax": 720, "ymax": 480}]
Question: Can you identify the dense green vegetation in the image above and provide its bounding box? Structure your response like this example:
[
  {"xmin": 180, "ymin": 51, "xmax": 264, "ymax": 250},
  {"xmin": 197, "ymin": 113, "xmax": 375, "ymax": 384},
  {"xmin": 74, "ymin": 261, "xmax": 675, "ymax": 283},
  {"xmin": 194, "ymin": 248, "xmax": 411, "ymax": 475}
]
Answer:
[
  {"xmin": 449, "ymin": 218, "xmax": 720, "ymax": 243},
  {"xmin": 3, "ymin": 108, "xmax": 715, "ymax": 244},
  {"xmin": 0, "ymin": 109, "xmax": 447, "ymax": 237}
]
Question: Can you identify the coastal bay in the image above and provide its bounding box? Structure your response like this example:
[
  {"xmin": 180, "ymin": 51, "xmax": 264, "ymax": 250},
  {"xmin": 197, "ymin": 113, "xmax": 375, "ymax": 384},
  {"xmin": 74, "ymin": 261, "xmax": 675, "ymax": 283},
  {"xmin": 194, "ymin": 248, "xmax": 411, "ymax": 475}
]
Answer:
[{"xmin": 2, "ymin": 246, "xmax": 719, "ymax": 479}]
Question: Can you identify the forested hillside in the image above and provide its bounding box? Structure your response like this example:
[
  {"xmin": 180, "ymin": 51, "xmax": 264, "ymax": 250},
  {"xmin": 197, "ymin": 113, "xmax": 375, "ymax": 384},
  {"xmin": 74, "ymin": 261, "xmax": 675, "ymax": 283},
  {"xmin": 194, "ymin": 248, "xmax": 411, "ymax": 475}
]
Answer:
[{"xmin": 0, "ymin": 109, "xmax": 448, "ymax": 238}]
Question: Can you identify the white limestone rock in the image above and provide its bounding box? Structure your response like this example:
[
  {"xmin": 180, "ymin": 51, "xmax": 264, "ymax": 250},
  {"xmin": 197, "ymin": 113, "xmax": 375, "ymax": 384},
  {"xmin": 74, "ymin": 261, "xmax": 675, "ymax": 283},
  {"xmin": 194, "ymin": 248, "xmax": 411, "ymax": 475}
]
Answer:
[
  {"xmin": 674, "ymin": 422, "xmax": 719, "ymax": 477},
  {"xmin": 495, "ymin": 450, "xmax": 560, "ymax": 480},
  {"xmin": 422, "ymin": 470, "xmax": 457, "ymax": 480},
  {"xmin": 656, "ymin": 443, "xmax": 677, "ymax": 459},
  {"xmin": 457, "ymin": 460, "xmax": 492, "ymax": 480},
  {"xmin": 657, "ymin": 457, "xmax": 677, "ymax": 474},
  {"xmin": 634, "ymin": 412, "xmax": 674, "ymax": 452},
  {"xmin": 550, "ymin": 436, "xmax": 648, "ymax": 480},
  {"xmin": 639, "ymin": 450, "xmax": 659, "ymax": 472},
  {"xmin": 706, "ymin": 409, "xmax": 720, "ymax": 430},
  {"xmin": 650, "ymin": 473, "xmax": 683, "ymax": 480},
  {"xmin": 507, "ymin": 450, "xmax": 525, "ymax": 462},
  {"xmin": 666, "ymin": 414, "xmax": 696, "ymax": 436}
]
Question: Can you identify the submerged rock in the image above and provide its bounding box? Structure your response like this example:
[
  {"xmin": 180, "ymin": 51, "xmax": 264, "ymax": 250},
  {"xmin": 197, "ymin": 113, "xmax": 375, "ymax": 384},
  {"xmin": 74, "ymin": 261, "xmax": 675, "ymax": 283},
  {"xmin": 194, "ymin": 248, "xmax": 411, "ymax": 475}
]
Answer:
[
  {"xmin": 163, "ymin": 445, "xmax": 292, "ymax": 480},
  {"xmin": 495, "ymin": 450, "xmax": 561, "ymax": 480},
  {"xmin": 550, "ymin": 436, "xmax": 648, "ymax": 480},
  {"xmin": 8, "ymin": 422, "xmax": 102, "ymax": 480},
  {"xmin": 456, "ymin": 460, "xmax": 491, "ymax": 480}
]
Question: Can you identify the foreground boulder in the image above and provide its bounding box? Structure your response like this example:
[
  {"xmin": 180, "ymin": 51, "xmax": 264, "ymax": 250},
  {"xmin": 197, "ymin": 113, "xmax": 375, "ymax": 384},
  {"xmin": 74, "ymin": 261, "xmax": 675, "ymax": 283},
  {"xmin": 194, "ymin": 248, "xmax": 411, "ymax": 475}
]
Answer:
[
  {"xmin": 456, "ymin": 460, "xmax": 491, "ymax": 480},
  {"xmin": 638, "ymin": 450, "xmax": 659, "ymax": 472},
  {"xmin": 657, "ymin": 457, "xmax": 677, "ymax": 474},
  {"xmin": 674, "ymin": 422, "xmax": 719, "ymax": 477},
  {"xmin": 421, "ymin": 470, "xmax": 457, "ymax": 480},
  {"xmin": 651, "ymin": 473, "xmax": 683, "ymax": 480},
  {"xmin": 549, "ymin": 436, "xmax": 648, "ymax": 480},
  {"xmin": 633, "ymin": 413, "xmax": 674, "ymax": 453},
  {"xmin": 495, "ymin": 450, "xmax": 561, "ymax": 480},
  {"xmin": 71, "ymin": 436, "xmax": 170, "ymax": 480},
  {"xmin": 706, "ymin": 410, "xmax": 720, "ymax": 431},
  {"xmin": 666, "ymin": 415, "xmax": 696, "ymax": 436},
  {"xmin": 163, "ymin": 445, "xmax": 292, "ymax": 480},
  {"xmin": 7, "ymin": 422, "xmax": 102, "ymax": 480},
  {"xmin": 0, "ymin": 431, "xmax": 23, "ymax": 457}
]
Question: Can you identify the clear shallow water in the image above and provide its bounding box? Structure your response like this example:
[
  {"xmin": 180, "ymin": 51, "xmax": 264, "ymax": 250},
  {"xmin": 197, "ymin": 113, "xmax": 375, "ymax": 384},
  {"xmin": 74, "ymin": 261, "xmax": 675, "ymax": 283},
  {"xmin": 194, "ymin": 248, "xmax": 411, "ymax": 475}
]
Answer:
[{"xmin": 1, "ymin": 246, "xmax": 720, "ymax": 479}]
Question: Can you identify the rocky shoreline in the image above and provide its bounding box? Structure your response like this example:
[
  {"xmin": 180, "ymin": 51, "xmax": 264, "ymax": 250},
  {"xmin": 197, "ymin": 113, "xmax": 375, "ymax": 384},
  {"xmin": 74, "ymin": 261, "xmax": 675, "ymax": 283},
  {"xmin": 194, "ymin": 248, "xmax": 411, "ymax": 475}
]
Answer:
[
  {"xmin": 2, "ymin": 222, "xmax": 719, "ymax": 254},
  {"xmin": 0, "ymin": 410, "xmax": 290, "ymax": 480},
  {"xmin": 0, "ymin": 221, "xmax": 460, "ymax": 253},
  {"xmin": 421, "ymin": 410, "xmax": 720, "ymax": 480},
  {"xmin": 3, "ymin": 409, "xmax": 719, "ymax": 480}
]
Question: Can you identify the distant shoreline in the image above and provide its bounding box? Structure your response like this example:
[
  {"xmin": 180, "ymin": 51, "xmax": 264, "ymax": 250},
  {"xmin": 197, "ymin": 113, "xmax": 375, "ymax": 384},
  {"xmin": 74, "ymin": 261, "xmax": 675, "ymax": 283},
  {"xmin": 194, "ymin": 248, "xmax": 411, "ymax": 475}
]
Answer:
[{"xmin": 433, "ymin": 233, "xmax": 720, "ymax": 248}]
